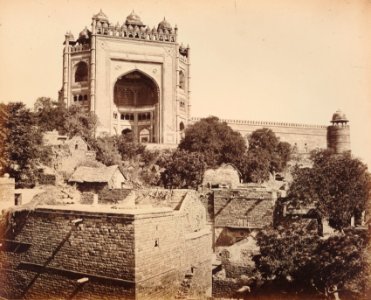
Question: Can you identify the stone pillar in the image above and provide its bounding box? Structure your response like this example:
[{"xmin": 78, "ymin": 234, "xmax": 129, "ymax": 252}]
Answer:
[
  {"xmin": 90, "ymin": 20, "xmax": 97, "ymax": 113},
  {"xmin": 62, "ymin": 33, "xmax": 70, "ymax": 105},
  {"xmin": 186, "ymin": 45, "xmax": 191, "ymax": 123}
]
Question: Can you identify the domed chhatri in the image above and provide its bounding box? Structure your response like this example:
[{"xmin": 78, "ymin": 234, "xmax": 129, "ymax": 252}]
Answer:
[
  {"xmin": 125, "ymin": 10, "xmax": 144, "ymax": 26},
  {"xmin": 93, "ymin": 9, "xmax": 109, "ymax": 22},
  {"xmin": 79, "ymin": 27, "xmax": 90, "ymax": 39},
  {"xmin": 331, "ymin": 110, "xmax": 349, "ymax": 123},
  {"xmin": 65, "ymin": 31, "xmax": 75, "ymax": 41},
  {"xmin": 158, "ymin": 17, "xmax": 172, "ymax": 31}
]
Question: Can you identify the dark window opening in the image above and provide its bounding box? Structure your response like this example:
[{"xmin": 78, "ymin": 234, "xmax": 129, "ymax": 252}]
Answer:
[
  {"xmin": 122, "ymin": 128, "xmax": 132, "ymax": 135},
  {"xmin": 179, "ymin": 71, "xmax": 185, "ymax": 89},
  {"xmin": 114, "ymin": 71, "xmax": 158, "ymax": 107},
  {"xmin": 75, "ymin": 61, "xmax": 88, "ymax": 82}
]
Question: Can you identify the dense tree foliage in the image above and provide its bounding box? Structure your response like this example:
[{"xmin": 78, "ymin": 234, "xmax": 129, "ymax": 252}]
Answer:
[
  {"xmin": 0, "ymin": 102, "xmax": 51, "ymax": 187},
  {"xmin": 116, "ymin": 132, "xmax": 146, "ymax": 161},
  {"xmin": 288, "ymin": 149, "xmax": 370, "ymax": 230},
  {"xmin": 244, "ymin": 128, "xmax": 291, "ymax": 182},
  {"xmin": 93, "ymin": 135, "xmax": 122, "ymax": 166},
  {"xmin": 160, "ymin": 150, "xmax": 207, "ymax": 189},
  {"xmin": 33, "ymin": 97, "xmax": 67, "ymax": 133},
  {"xmin": 254, "ymin": 225, "xmax": 369, "ymax": 299},
  {"xmin": 63, "ymin": 105, "xmax": 98, "ymax": 144},
  {"xmin": 33, "ymin": 97, "xmax": 97, "ymax": 145},
  {"xmin": 178, "ymin": 116, "xmax": 247, "ymax": 167},
  {"xmin": 177, "ymin": 118, "xmax": 292, "ymax": 184}
]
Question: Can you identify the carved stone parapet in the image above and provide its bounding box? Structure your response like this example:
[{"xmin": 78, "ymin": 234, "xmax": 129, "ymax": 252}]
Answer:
[
  {"xmin": 71, "ymin": 44, "xmax": 90, "ymax": 53},
  {"xmin": 94, "ymin": 23, "xmax": 177, "ymax": 43}
]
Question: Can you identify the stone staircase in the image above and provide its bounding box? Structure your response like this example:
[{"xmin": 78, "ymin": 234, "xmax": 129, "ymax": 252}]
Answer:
[{"xmin": 176, "ymin": 271, "xmax": 194, "ymax": 299}]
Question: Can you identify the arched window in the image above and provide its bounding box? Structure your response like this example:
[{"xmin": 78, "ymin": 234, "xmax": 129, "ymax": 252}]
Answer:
[
  {"xmin": 122, "ymin": 128, "xmax": 132, "ymax": 135},
  {"xmin": 114, "ymin": 71, "xmax": 158, "ymax": 107},
  {"xmin": 78, "ymin": 95, "xmax": 83, "ymax": 101},
  {"xmin": 139, "ymin": 128, "xmax": 150, "ymax": 143},
  {"xmin": 84, "ymin": 95, "xmax": 88, "ymax": 101},
  {"xmin": 75, "ymin": 61, "xmax": 88, "ymax": 82},
  {"xmin": 179, "ymin": 71, "xmax": 185, "ymax": 90},
  {"xmin": 179, "ymin": 122, "xmax": 185, "ymax": 139}
]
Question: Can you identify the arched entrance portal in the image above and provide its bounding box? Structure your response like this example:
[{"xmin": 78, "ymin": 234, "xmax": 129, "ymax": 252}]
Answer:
[{"xmin": 114, "ymin": 71, "xmax": 159, "ymax": 143}]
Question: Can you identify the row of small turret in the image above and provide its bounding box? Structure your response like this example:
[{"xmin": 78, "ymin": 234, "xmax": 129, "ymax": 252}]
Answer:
[{"xmin": 65, "ymin": 10, "xmax": 183, "ymax": 47}]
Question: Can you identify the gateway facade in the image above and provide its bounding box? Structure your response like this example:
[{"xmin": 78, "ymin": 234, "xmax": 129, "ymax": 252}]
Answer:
[
  {"xmin": 60, "ymin": 10, "xmax": 190, "ymax": 144},
  {"xmin": 60, "ymin": 10, "xmax": 350, "ymax": 155}
]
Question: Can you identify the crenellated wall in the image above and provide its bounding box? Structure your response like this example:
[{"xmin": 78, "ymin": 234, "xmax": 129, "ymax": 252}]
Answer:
[{"xmin": 191, "ymin": 117, "xmax": 329, "ymax": 154}]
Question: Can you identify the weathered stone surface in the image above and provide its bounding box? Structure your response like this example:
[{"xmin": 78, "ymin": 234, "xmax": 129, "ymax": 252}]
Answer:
[{"xmin": 0, "ymin": 189, "xmax": 212, "ymax": 299}]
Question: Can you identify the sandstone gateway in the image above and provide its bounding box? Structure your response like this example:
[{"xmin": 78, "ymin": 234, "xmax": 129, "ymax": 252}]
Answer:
[
  {"xmin": 60, "ymin": 10, "xmax": 350, "ymax": 153},
  {"xmin": 0, "ymin": 9, "xmax": 354, "ymax": 300}
]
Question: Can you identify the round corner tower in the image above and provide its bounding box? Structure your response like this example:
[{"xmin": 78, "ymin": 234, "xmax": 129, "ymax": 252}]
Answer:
[{"xmin": 328, "ymin": 110, "xmax": 351, "ymax": 153}]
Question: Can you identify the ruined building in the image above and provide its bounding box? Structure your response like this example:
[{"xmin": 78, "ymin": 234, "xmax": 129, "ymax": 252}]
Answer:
[
  {"xmin": 60, "ymin": 10, "xmax": 351, "ymax": 153},
  {"xmin": 0, "ymin": 189, "xmax": 212, "ymax": 299}
]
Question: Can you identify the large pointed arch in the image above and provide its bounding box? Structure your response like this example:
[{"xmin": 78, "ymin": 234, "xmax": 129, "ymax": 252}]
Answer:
[
  {"xmin": 113, "ymin": 69, "xmax": 160, "ymax": 143},
  {"xmin": 114, "ymin": 70, "xmax": 159, "ymax": 107}
]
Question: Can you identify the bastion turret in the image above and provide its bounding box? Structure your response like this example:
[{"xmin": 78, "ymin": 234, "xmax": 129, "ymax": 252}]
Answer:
[{"xmin": 327, "ymin": 110, "xmax": 351, "ymax": 153}]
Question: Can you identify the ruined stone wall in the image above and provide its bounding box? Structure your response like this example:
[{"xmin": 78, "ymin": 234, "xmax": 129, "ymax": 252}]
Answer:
[
  {"xmin": 134, "ymin": 210, "xmax": 212, "ymax": 299},
  {"xmin": 0, "ymin": 176, "xmax": 15, "ymax": 203},
  {"xmin": 184, "ymin": 230, "xmax": 212, "ymax": 298},
  {"xmin": 0, "ymin": 205, "xmax": 212, "ymax": 299},
  {"xmin": 0, "ymin": 209, "xmax": 136, "ymax": 299}
]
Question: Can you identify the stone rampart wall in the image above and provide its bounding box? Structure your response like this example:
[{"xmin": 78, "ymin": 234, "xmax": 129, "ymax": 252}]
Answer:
[{"xmin": 190, "ymin": 117, "xmax": 329, "ymax": 153}]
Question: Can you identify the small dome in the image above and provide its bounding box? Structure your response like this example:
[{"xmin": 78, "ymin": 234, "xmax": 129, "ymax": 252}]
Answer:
[
  {"xmin": 125, "ymin": 11, "xmax": 143, "ymax": 26},
  {"xmin": 93, "ymin": 9, "xmax": 109, "ymax": 22},
  {"xmin": 78, "ymin": 27, "xmax": 90, "ymax": 40},
  {"xmin": 158, "ymin": 17, "xmax": 172, "ymax": 31},
  {"xmin": 65, "ymin": 31, "xmax": 75, "ymax": 40},
  {"xmin": 331, "ymin": 110, "xmax": 348, "ymax": 123}
]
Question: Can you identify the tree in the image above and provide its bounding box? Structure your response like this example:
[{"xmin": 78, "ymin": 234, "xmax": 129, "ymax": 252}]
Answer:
[
  {"xmin": 235, "ymin": 128, "xmax": 292, "ymax": 183},
  {"xmin": 288, "ymin": 149, "xmax": 370, "ymax": 230},
  {"xmin": 248, "ymin": 128, "xmax": 292, "ymax": 174},
  {"xmin": 93, "ymin": 135, "xmax": 122, "ymax": 166},
  {"xmin": 254, "ymin": 224, "xmax": 320, "ymax": 295},
  {"xmin": 160, "ymin": 150, "xmax": 207, "ymax": 189},
  {"xmin": 254, "ymin": 225, "xmax": 369, "ymax": 299},
  {"xmin": 63, "ymin": 105, "xmax": 98, "ymax": 144},
  {"xmin": 33, "ymin": 97, "xmax": 67, "ymax": 133},
  {"xmin": 237, "ymin": 150, "xmax": 272, "ymax": 183},
  {"xmin": 178, "ymin": 116, "xmax": 247, "ymax": 167},
  {"xmin": 0, "ymin": 102, "xmax": 51, "ymax": 187},
  {"xmin": 116, "ymin": 132, "xmax": 146, "ymax": 161}
]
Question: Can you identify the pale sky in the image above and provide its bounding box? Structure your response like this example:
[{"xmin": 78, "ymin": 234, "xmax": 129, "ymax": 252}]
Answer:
[{"xmin": 1, "ymin": 0, "xmax": 370, "ymax": 167}]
